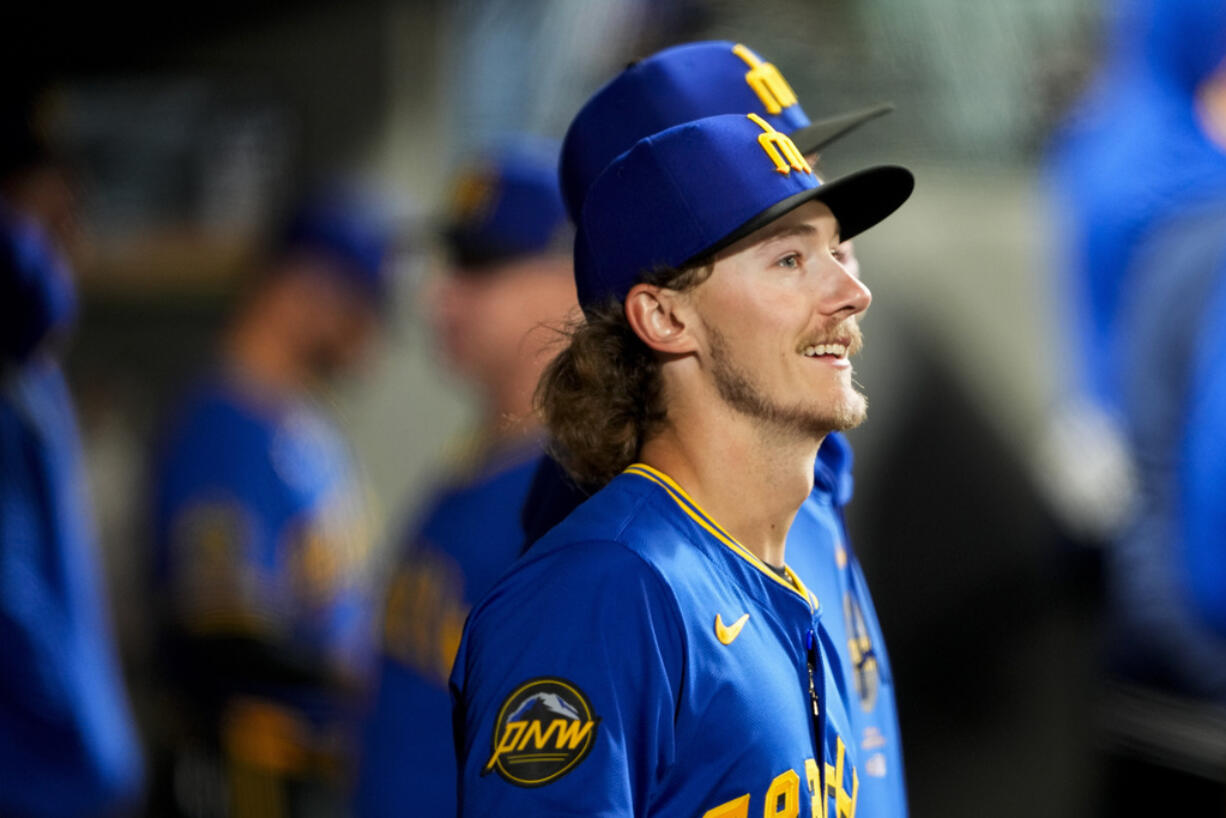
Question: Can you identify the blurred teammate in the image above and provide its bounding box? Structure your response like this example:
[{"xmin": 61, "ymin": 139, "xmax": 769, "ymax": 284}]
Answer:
[
  {"xmin": 1041, "ymin": 0, "xmax": 1226, "ymax": 539},
  {"xmin": 1048, "ymin": 0, "xmax": 1226, "ymax": 811},
  {"xmin": 520, "ymin": 42, "xmax": 907, "ymax": 816},
  {"xmin": 452, "ymin": 110, "xmax": 912, "ymax": 815},
  {"xmin": 0, "ymin": 101, "xmax": 144, "ymax": 816},
  {"xmin": 150, "ymin": 190, "xmax": 393, "ymax": 818},
  {"xmin": 355, "ymin": 139, "xmax": 573, "ymax": 818}
]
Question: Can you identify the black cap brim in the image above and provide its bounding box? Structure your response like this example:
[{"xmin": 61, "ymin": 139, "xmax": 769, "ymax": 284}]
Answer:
[
  {"xmin": 789, "ymin": 102, "xmax": 896, "ymax": 156},
  {"xmin": 691, "ymin": 165, "xmax": 915, "ymax": 265}
]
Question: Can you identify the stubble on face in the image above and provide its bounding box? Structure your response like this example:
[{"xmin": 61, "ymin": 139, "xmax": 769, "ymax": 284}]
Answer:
[{"xmin": 706, "ymin": 321, "xmax": 868, "ymax": 441}]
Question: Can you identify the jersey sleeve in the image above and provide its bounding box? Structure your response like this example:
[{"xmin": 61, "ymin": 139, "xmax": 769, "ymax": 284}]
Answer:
[
  {"xmin": 1181, "ymin": 271, "xmax": 1226, "ymax": 638},
  {"xmin": 451, "ymin": 540, "xmax": 685, "ymax": 817}
]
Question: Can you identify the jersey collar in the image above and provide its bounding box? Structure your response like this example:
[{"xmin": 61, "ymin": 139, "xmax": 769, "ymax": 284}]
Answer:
[{"xmin": 623, "ymin": 462, "xmax": 818, "ymax": 610}]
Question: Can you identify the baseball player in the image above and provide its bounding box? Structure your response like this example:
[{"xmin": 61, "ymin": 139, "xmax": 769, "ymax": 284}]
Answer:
[
  {"xmin": 520, "ymin": 41, "xmax": 907, "ymax": 816},
  {"xmin": 355, "ymin": 139, "xmax": 574, "ymax": 817},
  {"xmin": 452, "ymin": 108, "xmax": 913, "ymax": 817},
  {"xmin": 0, "ymin": 106, "xmax": 144, "ymax": 818},
  {"xmin": 150, "ymin": 190, "xmax": 393, "ymax": 818}
]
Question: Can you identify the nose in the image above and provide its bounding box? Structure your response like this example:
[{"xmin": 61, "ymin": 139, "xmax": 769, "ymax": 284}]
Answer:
[{"xmin": 822, "ymin": 257, "xmax": 872, "ymax": 319}]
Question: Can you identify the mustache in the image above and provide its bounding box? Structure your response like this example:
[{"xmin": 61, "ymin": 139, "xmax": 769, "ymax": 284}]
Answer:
[{"xmin": 800, "ymin": 319, "xmax": 864, "ymax": 356}]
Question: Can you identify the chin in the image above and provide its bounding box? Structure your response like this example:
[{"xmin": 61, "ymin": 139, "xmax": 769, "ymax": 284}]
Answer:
[{"xmin": 810, "ymin": 390, "xmax": 868, "ymax": 434}]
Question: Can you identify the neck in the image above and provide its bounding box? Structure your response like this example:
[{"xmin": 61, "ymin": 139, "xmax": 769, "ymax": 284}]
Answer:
[{"xmin": 638, "ymin": 397, "xmax": 820, "ymax": 568}]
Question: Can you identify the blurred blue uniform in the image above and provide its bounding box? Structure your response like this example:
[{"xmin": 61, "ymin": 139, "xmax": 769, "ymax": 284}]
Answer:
[
  {"xmin": 453, "ymin": 464, "xmax": 862, "ymax": 817},
  {"xmin": 357, "ymin": 443, "xmax": 540, "ymax": 817},
  {"xmin": 0, "ymin": 204, "xmax": 143, "ymax": 816},
  {"xmin": 521, "ymin": 433, "xmax": 906, "ymax": 817},
  {"xmin": 1046, "ymin": 0, "xmax": 1226, "ymax": 410},
  {"xmin": 1049, "ymin": 0, "xmax": 1226, "ymax": 806},
  {"xmin": 1183, "ymin": 254, "xmax": 1226, "ymax": 651},
  {"xmin": 150, "ymin": 191, "xmax": 390, "ymax": 818},
  {"xmin": 151, "ymin": 374, "xmax": 376, "ymax": 787},
  {"xmin": 355, "ymin": 139, "xmax": 568, "ymax": 817},
  {"xmin": 153, "ymin": 374, "xmax": 377, "ymax": 691},
  {"xmin": 1109, "ymin": 202, "xmax": 1226, "ymax": 699}
]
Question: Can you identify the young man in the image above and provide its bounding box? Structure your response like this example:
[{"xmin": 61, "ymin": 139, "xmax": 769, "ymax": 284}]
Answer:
[
  {"xmin": 356, "ymin": 139, "xmax": 574, "ymax": 818},
  {"xmin": 452, "ymin": 113, "xmax": 912, "ymax": 816},
  {"xmin": 521, "ymin": 41, "xmax": 907, "ymax": 815},
  {"xmin": 150, "ymin": 190, "xmax": 394, "ymax": 818}
]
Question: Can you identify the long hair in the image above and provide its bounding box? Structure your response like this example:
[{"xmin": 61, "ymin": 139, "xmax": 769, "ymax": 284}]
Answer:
[{"xmin": 535, "ymin": 262, "xmax": 711, "ymax": 487}]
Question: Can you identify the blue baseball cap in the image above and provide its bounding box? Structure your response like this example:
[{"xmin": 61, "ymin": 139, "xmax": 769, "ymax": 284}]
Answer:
[
  {"xmin": 575, "ymin": 113, "xmax": 913, "ymax": 309},
  {"xmin": 443, "ymin": 138, "xmax": 568, "ymax": 271},
  {"xmin": 280, "ymin": 187, "xmax": 398, "ymax": 307},
  {"xmin": 559, "ymin": 40, "xmax": 893, "ymax": 220}
]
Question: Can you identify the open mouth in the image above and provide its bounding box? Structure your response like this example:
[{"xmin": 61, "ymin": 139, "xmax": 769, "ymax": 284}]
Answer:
[{"xmin": 802, "ymin": 340, "xmax": 850, "ymax": 361}]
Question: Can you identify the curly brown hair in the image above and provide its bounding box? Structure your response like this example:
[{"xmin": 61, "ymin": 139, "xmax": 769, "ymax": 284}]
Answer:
[{"xmin": 535, "ymin": 262, "xmax": 712, "ymax": 487}]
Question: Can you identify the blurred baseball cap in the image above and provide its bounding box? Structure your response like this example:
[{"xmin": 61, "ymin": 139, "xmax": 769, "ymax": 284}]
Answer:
[
  {"xmin": 575, "ymin": 113, "xmax": 913, "ymax": 309},
  {"xmin": 560, "ymin": 40, "xmax": 893, "ymax": 220},
  {"xmin": 279, "ymin": 185, "xmax": 399, "ymax": 307},
  {"xmin": 442, "ymin": 137, "xmax": 569, "ymax": 272}
]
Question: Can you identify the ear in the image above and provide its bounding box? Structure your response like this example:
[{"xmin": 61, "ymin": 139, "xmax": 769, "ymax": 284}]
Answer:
[{"xmin": 624, "ymin": 283, "xmax": 698, "ymax": 355}]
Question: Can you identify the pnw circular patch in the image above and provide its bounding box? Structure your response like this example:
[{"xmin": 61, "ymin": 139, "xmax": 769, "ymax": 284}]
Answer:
[{"xmin": 482, "ymin": 677, "xmax": 600, "ymax": 787}]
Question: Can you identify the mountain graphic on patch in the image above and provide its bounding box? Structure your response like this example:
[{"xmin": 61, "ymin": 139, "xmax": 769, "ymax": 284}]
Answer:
[{"xmin": 508, "ymin": 692, "xmax": 582, "ymax": 723}]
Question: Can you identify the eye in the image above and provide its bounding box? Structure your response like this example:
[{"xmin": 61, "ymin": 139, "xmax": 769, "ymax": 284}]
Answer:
[
  {"xmin": 831, "ymin": 244, "xmax": 851, "ymax": 265},
  {"xmin": 776, "ymin": 252, "xmax": 802, "ymax": 270}
]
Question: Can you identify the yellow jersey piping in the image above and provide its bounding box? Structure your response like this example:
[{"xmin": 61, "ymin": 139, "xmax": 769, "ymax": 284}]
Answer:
[{"xmin": 623, "ymin": 463, "xmax": 817, "ymax": 609}]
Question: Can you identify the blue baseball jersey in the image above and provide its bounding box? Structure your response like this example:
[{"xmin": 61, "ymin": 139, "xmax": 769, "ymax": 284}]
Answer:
[
  {"xmin": 356, "ymin": 442, "xmax": 541, "ymax": 817},
  {"xmin": 519, "ymin": 434, "xmax": 906, "ymax": 816},
  {"xmin": 789, "ymin": 435, "xmax": 906, "ymax": 816},
  {"xmin": 0, "ymin": 359, "xmax": 144, "ymax": 817},
  {"xmin": 453, "ymin": 463, "xmax": 866, "ymax": 817},
  {"xmin": 152, "ymin": 374, "xmax": 376, "ymax": 734}
]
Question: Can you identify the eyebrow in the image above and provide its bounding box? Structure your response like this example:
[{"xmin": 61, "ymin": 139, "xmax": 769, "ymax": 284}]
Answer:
[{"xmin": 754, "ymin": 222, "xmax": 819, "ymax": 246}]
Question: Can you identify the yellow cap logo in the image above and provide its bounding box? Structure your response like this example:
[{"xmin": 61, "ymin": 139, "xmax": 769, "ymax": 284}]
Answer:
[
  {"xmin": 732, "ymin": 43, "xmax": 799, "ymax": 115},
  {"xmin": 748, "ymin": 113, "xmax": 812, "ymax": 176},
  {"xmin": 450, "ymin": 165, "xmax": 500, "ymax": 225}
]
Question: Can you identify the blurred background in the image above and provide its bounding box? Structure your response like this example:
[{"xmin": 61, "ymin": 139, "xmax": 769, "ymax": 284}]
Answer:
[{"xmin": 2, "ymin": 0, "xmax": 1149, "ymax": 816}]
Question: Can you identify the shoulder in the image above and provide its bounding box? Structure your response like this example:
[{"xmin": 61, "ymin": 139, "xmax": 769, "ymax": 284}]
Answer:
[
  {"xmin": 417, "ymin": 449, "xmax": 540, "ymax": 536},
  {"xmin": 153, "ymin": 381, "xmax": 288, "ymax": 526},
  {"xmin": 465, "ymin": 535, "xmax": 680, "ymax": 650},
  {"xmin": 159, "ymin": 381, "xmax": 275, "ymax": 466}
]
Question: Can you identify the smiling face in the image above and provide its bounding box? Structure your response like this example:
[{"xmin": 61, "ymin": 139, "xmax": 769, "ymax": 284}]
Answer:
[{"xmin": 687, "ymin": 199, "xmax": 871, "ymax": 440}]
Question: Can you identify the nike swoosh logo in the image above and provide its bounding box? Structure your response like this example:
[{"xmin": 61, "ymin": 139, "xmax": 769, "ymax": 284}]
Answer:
[{"xmin": 715, "ymin": 613, "xmax": 751, "ymax": 645}]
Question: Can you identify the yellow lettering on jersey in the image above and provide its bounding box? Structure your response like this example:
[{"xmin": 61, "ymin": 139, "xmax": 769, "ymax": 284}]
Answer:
[
  {"xmin": 496, "ymin": 717, "xmax": 596, "ymax": 758},
  {"xmin": 485, "ymin": 721, "xmax": 526, "ymax": 772},
  {"xmin": 747, "ymin": 113, "xmax": 812, "ymax": 176},
  {"xmin": 702, "ymin": 794, "xmax": 750, "ymax": 818},
  {"xmin": 764, "ymin": 768, "xmax": 800, "ymax": 818},
  {"xmin": 825, "ymin": 738, "xmax": 859, "ymax": 818},
  {"xmin": 516, "ymin": 719, "xmax": 559, "ymax": 751},
  {"xmin": 732, "ymin": 44, "xmax": 799, "ymax": 114},
  {"xmin": 805, "ymin": 758, "xmax": 826, "ymax": 818},
  {"xmin": 553, "ymin": 718, "xmax": 596, "ymax": 750}
]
